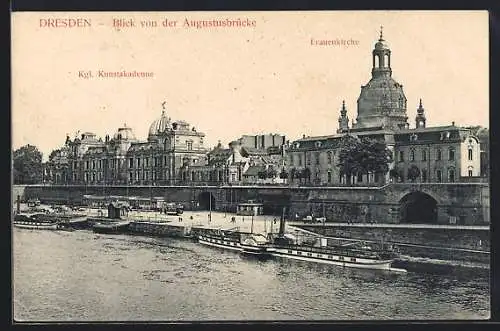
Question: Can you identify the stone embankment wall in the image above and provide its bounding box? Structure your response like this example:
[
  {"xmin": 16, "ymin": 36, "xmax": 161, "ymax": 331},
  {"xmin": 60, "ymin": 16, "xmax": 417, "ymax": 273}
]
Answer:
[
  {"xmin": 13, "ymin": 183, "xmax": 489, "ymax": 225},
  {"xmin": 297, "ymin": 224, "xmax": 490, "ymax": 264}
]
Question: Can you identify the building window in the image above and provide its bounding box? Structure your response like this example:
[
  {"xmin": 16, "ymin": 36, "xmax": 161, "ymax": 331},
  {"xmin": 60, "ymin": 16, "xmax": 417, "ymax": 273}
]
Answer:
[
  {"xmin": 136, "ymin": 158, "xmax": 141, "ymax": 167},
  {"xmin": 422, "ymin": 169, "xmax": 427, "ymax": 182},
  {"xmin": 306, "ymin": 153, "xmax": 311, "ymax": 166},
  {"xmin": 422, "ymin": 150, "xmax": 427, "ymax": 161},
  {"xmin": 468, "ymin": 169, "xmax": 473, "ymax": 177},
  {"xmin": 410, "ymin": 149, "xmax": 415, "ymax": 162},
  {"xmin": 316, "ymin": 152, "xmax": 320, "ymax": 165},
  {"xmin": 436, "ymin": 149, "xmax": 442, "ymax": 161},
  {"xmin": 448, "ymin": 148, "xmax": 455, "ymax": 161},
  {"xmin": 145, "ymin": 157, "xmax": 149, "ymax": 167},
  {"xmin": 298, "ymin": 155, "xmax": 303, "ymax": 166},
  {"xmin": 164, "ymin": 155, "xmax": 167, "ymax": 165},
  {"xmin": 187, "ymin": 141, "xmax": 193, "ymax": 150},
  {"xmin": 327, "ymin": 171, "xmax": 332, "ymax": 183},
  {"xmin": 468, "ymin": 148, "xmax": 473, "ymax": 161},
  {"xmin": 92, "ymin": 161, "xmax": 96, "ymax": 169},
  {"xmin": 129, "ymin": 172, "xmax": 133, "ymax": 181},
  {"xmin": 436, "ymin": 170, "xmax": 442, "ymax": 183},
  {"xmin": 357, "ymin": 173, "xmax": 363, "ymax": 182},
  {"xmin": 448, "ymin": 168, "xmax": 455, "ymax": 182},
  {"xmin": 399, "ymin": 151, "xmax": 404, "ymax": 162},
  {"xmin": 129, "ymin": 158, "xmax": 133, "ymax": 168},
  {"xmin": 327, "ymin": 151, "xmax": 333, "ymax": 164}
]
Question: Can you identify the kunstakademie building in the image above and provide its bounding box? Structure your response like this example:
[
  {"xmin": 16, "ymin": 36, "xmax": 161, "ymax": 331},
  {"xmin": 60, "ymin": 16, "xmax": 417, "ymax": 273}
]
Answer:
[{"xmin": 45, "ymin": 31, "xmax": 483, "ymax": 186}]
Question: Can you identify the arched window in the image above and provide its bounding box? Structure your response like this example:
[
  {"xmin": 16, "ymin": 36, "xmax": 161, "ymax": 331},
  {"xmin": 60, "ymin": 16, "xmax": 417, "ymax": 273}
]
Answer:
[
  {"xmin": 448, "ymin": 148, "xmax": 455, "ymax": 161},
  {"xmin": 384, "ymin": 54, "xmax": 389, "ymax": 67},
  {"xmin": 421, "ymin": 150, "xmax": 427, "ymax": 161},
  {"xmin": 468, "ymin": 148, "xmax": 473, "ymax": 161},
  {"xmin": 436, "ymin": 149, "xmax": 442, "ymax": 161},
  {"xmin": 374, "ymin": 55, "xmax": 380, "ymax": 68},
  {"xmin": 448, "ymin": 168, "xmax": 455, "ymax": 182},
  {"xmin": 436, "ymin": 169, "xmax": 442, "ymax": 183},
  {"xmin": 468, "ymin": 166, "xmax": 474, "ymax": 177},
  {"xmin": 327, "ymin": 151, "xmax": 333, "ymax": 164}
]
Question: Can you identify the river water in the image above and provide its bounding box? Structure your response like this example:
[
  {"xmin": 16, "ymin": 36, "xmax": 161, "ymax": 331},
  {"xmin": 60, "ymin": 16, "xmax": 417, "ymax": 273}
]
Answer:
[{"xmin": 13, "ymin": 228, "xmax": 490, "ymax": 321}]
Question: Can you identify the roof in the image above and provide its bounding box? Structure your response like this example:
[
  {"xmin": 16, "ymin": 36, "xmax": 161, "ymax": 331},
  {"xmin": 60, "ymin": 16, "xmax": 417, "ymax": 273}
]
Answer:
[
  {"xmin": 109, "ymin": 201, "xmax": 130, "ymax": 208},
  {"xmin": 394, "ymin": 126, "xmax": 472, "ymax": 144},
  {"xmin": 207, "ymin": 147, "xmax": 232, "ymax": 165},
  {"xmin": 243, "ymin": 165, "xmax": 266, "ymax": 176},
  {"xmin": 241, "ymin": 146, "xmax": 269, "ymax": 156}
]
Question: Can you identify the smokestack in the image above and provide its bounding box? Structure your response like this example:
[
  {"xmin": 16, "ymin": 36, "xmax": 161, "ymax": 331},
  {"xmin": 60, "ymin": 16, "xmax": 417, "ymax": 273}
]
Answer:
[{"xmin": 279, "ymin": 206, "xmax": 286, "ymax": 235}]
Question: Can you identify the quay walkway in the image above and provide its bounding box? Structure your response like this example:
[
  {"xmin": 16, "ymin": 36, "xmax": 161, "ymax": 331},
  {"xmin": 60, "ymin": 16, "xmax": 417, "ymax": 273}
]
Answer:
[{"xmin": 288, "ymin": 222, "xmax": 489, "ymax": 231}]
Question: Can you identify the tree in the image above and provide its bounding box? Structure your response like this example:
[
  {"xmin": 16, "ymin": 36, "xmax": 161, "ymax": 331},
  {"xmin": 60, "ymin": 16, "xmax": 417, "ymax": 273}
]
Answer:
[
  {"xmin": 266, "ymin": 168, "xmax": 278, "ymax": 179},
  {"xmin": 13, "ymin": 144, "xmax": 43, "ymax": 184},
  {"xmin": 407, "ymin": 165, "xmax": 421, "ymax": 182},
  {"xmin": 389, "ymin": 168, "xmax": 400, "ymax": 182},
  {"xmin": 48, "ymin": 149, "xmax": 61, "ymax": 162},
  {"xmin": 279, "ymin": 168, "xmax": 288, "ymax": 179},
  {"xmin": 337, "ymin": 135, "xmax": 392, "ymax": 185},
  {"xmin": 257, "ymin": 170, "xmax": 267, "ymax": 180}
]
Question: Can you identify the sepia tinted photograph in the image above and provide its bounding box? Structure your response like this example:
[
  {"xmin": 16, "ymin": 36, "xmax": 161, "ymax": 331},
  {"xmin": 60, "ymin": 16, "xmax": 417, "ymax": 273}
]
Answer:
[{"xmin": 11, "ymin": 10, "xmax": 490, "ymax": 321}]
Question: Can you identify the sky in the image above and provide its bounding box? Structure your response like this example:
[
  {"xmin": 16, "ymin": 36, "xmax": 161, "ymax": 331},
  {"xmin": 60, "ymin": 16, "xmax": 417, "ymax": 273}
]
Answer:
[{"xmin": 11, "ymin": 11, "xmax": 489, "ymax": 161}]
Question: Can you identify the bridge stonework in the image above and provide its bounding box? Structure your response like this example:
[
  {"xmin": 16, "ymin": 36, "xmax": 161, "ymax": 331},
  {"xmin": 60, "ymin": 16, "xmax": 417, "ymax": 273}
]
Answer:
[{"xmin": 12, "ymin": 183, "xmax": 489, "ymax": 225}]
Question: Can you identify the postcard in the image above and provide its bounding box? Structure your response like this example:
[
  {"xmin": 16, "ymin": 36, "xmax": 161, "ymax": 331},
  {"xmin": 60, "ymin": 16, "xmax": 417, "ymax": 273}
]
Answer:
[{"xmin": 11, "ymin": 11, "xmax": 490, "ymax": 322}]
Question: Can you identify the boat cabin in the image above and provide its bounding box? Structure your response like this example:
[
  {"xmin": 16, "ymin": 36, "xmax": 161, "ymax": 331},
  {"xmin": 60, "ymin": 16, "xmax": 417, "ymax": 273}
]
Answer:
[
  {"xmin": 27, "ymin": 198, "xmax": 41, "ymax": 207},
  {"xmin": 107, "ymin": 202, "xmax": 130, "ymax": 219},
  {"xmin": 236, "ymin": 200, "xmax": 264, "ymax": 216}
]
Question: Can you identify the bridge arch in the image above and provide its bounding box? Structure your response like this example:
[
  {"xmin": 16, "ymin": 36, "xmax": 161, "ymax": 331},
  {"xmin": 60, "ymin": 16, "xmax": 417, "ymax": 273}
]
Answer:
[
  {"xmin": 399, "ymin": 191, "xmax": 438, "ymax": 224},
  {"xmin": 198, "ymin": 191, "xmax": 216, "ymax": 211}
]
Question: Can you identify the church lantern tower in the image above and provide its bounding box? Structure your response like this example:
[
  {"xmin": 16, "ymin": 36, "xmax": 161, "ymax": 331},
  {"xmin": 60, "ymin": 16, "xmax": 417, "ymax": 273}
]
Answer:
[
  {"xmin": 337, "ymin": 100, "xmax": 350, "ymax": 133},
  {"xmin": 415, "ymin": 98, "xmax": 426, "ymax": 129}
]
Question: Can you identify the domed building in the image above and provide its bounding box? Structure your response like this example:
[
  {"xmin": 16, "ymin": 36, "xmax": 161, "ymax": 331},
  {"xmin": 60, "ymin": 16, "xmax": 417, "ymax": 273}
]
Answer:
[
  {"xmin": 51, "ymin": 102, "xmax": 209, "ymax": 185},
  {"xmin": 353, "ymin": 29, "xmax": 408, "ymax": 130},
  {"xmin": 148, "ymin": 108, "xmax": 172, "ymax": 138},
  {"xmin": 287, "ymin": 28, "xmax": 482, "ymax": 191}
]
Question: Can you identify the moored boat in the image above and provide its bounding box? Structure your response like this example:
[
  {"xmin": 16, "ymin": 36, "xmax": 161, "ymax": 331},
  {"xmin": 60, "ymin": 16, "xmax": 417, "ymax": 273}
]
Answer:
[
  {"xmin": 13, "ymin": 213, "xmax": 59, "ymax": 230},
  {"xmin": 268, "ymin": 234, "xmax": 402, "ymax": 271},
  {"xmin": 92, "ymin": 221, "xmax": 131, "ymax": 234},
  {"xmin": 266, "ymin": 213, "xmax": 406, "ymax": 272},
  {"xmin": 239, "ymin": 233, "xmax": 274, "ymax": 258},
  {"xmin": 198, "ymin": 230, "xmax": 242, "ymax": 251}
]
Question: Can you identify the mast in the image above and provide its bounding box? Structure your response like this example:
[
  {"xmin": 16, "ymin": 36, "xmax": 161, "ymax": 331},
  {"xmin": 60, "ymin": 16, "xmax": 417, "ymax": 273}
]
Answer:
[
  {"xmin": 278, "ymin": 206, "xmax": 286, "ymax": 236},
  {"xmin": 209, "ymin": 192, "xmax": 212, "ymax": 223},
  {"xmin": 322, "ymin": 200, "xmax": 326, "ymax": 226},
  {"xmin": 250, "ymin": 211, "xmax": 254, "ymax": 234}
]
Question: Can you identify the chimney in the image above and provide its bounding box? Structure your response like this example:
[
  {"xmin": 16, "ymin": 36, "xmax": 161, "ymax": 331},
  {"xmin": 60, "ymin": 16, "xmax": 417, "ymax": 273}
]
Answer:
[{"xmin": 279, "ymin": 206, "xmax": 286, "ymax": 235}]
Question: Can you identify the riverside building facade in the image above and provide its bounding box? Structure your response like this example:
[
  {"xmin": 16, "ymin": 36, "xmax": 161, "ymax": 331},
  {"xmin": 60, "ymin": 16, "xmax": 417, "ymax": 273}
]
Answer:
[
  {"xmin": 286, "ymin": 29, "xmax": 482, "ymax": 186},
  {"xmin": 45, "ymin": 103, "xmax": 209, "ymax": 185}
]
